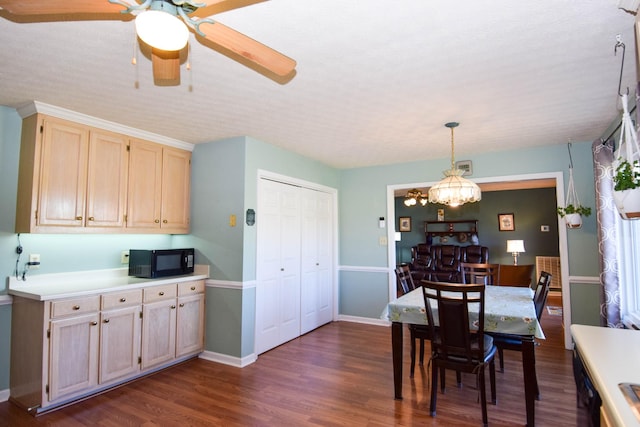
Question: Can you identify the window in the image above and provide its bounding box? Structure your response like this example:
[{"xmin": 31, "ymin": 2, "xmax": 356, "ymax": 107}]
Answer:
[{"xmin": 618, "ymin": 215, "xmax": 640, "ymax": 328}]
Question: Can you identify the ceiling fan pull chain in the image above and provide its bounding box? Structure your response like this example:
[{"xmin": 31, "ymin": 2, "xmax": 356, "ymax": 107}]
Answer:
[
  {"xmin": 187, "ymin": 40, "xmax": 193, "ymax": 93},
  {"xmin": 132, "ymin": 28, "xmax": 140, "ymax": 89}
]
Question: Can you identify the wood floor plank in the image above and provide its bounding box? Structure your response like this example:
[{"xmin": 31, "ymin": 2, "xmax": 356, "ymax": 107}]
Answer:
[{"xmin": 0, "ymin": 296, "xmax": 587, "ymax": 426}]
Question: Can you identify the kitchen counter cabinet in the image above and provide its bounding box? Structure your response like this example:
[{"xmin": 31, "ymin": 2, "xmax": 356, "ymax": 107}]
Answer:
[
  {"xmin": 9, "ymin": 270, "xmax": 207, "ymax": 415},
  {"xmin": 571, "ymin": 324, "xmax": 640, "ymax": 427}
]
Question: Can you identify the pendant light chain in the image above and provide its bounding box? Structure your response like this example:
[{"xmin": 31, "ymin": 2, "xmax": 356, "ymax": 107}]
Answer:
[{"xmin": 450, "ymin": 125, "xmax": 456, "ymax": 170}]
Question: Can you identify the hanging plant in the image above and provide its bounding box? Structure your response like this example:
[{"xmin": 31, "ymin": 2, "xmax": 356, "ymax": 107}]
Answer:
[
  {"xmin": 611, "ymin": 38, "xmax": 640, "ymax": 219},
  {"xmin": 612, "ymin": 93, "xmax": 640, "ymax": 219},
  {"xmin": 557, "ymin": 142, "xmax": 591, "ymax": 229}
]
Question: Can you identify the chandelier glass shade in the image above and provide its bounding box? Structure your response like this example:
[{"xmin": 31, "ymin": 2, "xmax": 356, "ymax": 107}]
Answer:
[
  {"xmin": 404, "ymin": 188, "xmax": 428, "ymax": 207},
  {"xmin": 428, "ymin": 122, "xmax": 481, "ymax": 207}
]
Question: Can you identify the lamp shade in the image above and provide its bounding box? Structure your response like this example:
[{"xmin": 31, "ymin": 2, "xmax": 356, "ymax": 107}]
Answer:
[
  {"xmin": 136, "ymin": 10, "xmax": 189, "ymax": 51},
  {"xmin": 506, "ymin": 240, "xmax": 525, "ymax": 253},
  {"xmin": 428, "ymin": 169, "xmax": 482, "ymax": 207}
]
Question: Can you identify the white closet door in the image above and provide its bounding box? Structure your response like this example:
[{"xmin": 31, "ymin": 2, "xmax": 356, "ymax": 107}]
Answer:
[
  {"xmin": 256, "ymin": 179, "xmax": 301, "ymax": 354},
  {"xmin": 300, "ymin": 188, "xmax": 333, "ymax": 334}
]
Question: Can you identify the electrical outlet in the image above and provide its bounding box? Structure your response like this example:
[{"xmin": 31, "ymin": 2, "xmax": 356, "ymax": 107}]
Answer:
[
  {"xmin": 379, "ymin": 236, "xmax": 388, "ymax": 246},
  {"xmin": 28, "ymin": 254, "xmax": 40, "ymax": 269},
  {"xmin": 541, "ymin": 225, "xmax": 550, "ymax": 232},
  {"xmin": 121, "ymin": 250, "xmax": 130, "ymax": 264}
]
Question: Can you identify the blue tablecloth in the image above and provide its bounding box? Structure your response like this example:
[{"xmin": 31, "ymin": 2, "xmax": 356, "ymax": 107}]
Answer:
[{"xmin": 382, "ymin": 285, "xmax": 545, "ymax": 339}]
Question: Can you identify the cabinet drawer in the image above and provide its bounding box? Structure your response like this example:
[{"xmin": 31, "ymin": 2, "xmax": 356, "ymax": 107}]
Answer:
[
  {"xmin": 50, "ymin": 296, "xmax": 100, "ymax": 318},
  {"xmin": 178, "ymin": 280, "xmax": 205, "ymax": 296},
  {"xmin": 143, "ymin": 284, "xmax": 177, "ymax": 303},
  {"xmin": 102, "ymin": 289, "xmax": 142, "ymax": 310}
]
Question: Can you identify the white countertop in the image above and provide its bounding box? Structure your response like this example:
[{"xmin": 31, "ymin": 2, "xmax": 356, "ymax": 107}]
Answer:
[
  {"xmin": 7, "ymin": 264, "xmax": 209, "ymax": 301},
  {"xmin": 571, "ymin": 324, "xmax": 640, "ymax": 427}
]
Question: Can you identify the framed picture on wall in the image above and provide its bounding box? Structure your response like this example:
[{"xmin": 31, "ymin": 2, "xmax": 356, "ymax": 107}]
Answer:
[
  {"xmin": 399, "ymin": 217, "xmax": 412, "ymax": 232},
  {"xmin": 498, "ymin": 213, "xmax": 515, "ymax": 231}
]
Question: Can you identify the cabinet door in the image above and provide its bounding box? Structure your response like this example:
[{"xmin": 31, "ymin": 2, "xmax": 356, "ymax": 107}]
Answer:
[
  {"xmin": 161, "ymin": 147, "xmax": 191, "ymax": 232},
  {"xmin": 86, "ymin": 130, "xmax": 128, "ymax": 228},
  {"xmin": 48, "ymin": 313, "xmax": 99, "ymax": 402},
  {"xmin": 99, "ymin": 305, "xmax": 141, "ymax": 383},
  {"xmin": 141, "ymin": 299, "xmax": 176, "ymax": 369},
  {"xmin": 176, "ymin": 293, "xmax": 205, "ymax": 357},
  {"xmin": 38, "ymin": 117, "xmax": 89, "ymax": 227},
  {"xmin": 127, "ymin": 139, "xmax": 163, "ymax": 229}
]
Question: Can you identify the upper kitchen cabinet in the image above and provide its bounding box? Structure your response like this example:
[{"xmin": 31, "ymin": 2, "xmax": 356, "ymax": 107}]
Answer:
[
  {"xmin": 127, "ymin": 139, "xmax": 191, "ymax": 233},
  {"xmin": 15, "ymin": 109, "xmax": 191, "ymax": 234}
]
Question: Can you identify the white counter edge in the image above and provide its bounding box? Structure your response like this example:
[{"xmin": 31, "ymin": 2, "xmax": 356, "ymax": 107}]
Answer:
[{"xmin": 7, "ymin": 264, "xmax": 210, "ymax": 301}]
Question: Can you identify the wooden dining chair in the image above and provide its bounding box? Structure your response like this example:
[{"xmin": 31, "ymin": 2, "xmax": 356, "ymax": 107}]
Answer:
[
  {"xmin": 394, "ymin": 265, "xmax": 430, "ymax": 378},
  {"xmin": 421, "ymin": 280, "xmax": 497, "ymax": 427},
  {"xmin": 460, "ymin": 262, "xmax": 501, "ymax": 286},
  {"xmin": 491, "ymin": 271, "xmax": 552, "ymax": 399}
]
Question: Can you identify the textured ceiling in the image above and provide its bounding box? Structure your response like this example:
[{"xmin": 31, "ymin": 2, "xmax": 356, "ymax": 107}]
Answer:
[{"xmin": 0, "ymin": 0, "xmax": 638, "ymax": 169}]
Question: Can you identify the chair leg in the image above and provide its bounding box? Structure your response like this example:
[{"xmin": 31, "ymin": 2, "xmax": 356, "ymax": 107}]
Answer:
[
  {"xmin": 489, "ymin": 359, "xmax": 497, "ymax": 405},
  {"xmin": 479, "ymin": 368, "xmax": 488, "ymax": 427},
  {"xmin": 498, "ymin": 347, "xmax": 505, "ymax": 372},
  {"xmin": 440, "ymin": 367, "xmax": 446, "ymax": 393},
  {"xmin": 409, "ymin": 334, "xmax": 416, "ymax": 378},
  {"xmin": 430, "ymin": 361, "xmax": 438, "ymax": 417},
  {"xmin": 419, "ymin": 339, "xmax": 425, "ymax": 365},
  {"xmin": 456, "ymin": 370, "xmax": 462, "ymax": 387}
]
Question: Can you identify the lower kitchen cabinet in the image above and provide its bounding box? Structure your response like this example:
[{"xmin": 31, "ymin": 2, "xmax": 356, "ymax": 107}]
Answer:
[
  {"xmin": 49, "ymin": 311, "xmax": 100, "ymax": 402},
  {"xmin": 9, "ymin": 279, "xmax": 205, "ymax": 415},
  {"xmin": 99, "ymin": 289, "xmax": 143, "ymax": 383}
]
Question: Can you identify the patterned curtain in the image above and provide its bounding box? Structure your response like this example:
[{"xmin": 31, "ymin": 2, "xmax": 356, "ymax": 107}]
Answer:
[{"xmin": 592, "ymin": 138, "xmax": 622, "ymax": 328}]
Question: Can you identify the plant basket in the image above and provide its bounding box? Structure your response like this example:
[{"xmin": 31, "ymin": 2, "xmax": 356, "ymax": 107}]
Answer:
[
  {"xmin": 613, "ymin": 93, "xmax": 640, "ymax": 220},
  {"xmin": 565, "ymin": 213, "xmax": 583, "ymax": 229}
]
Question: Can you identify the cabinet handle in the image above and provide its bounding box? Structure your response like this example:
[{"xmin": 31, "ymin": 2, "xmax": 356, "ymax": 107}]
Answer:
[
  {"xmin": 73, "ymin": 305, "xmax": 80, "ymax": 310},
  {"xmin": 171, "ymin": 305, "xmax": 176, "ymax": 309},
  {"xmin": 154, "ymin": 219, "xmax": 160, "ymax": 223},
  {"xmin": 190, "ymin": 286, "xmax": 196, "ymax": 291},
  {"xmin": 75, "ymin": 216, "xmax": 82, "ymax": 221},
  {"xmin": 162, "ymin": 219, "xmax": 168, "ymax": 224},
  {"xmin": 91, "ymin": 321, "xmax": 98, "ymax": 326},
  {"xmin": 179, "ymin": 303, "xmax": 185, "ymax": 307},
  {"xmin": 281, "ymin": 268, "xmax": 284, "ymax": 271},
  {"xmin": 159, "ymin": 291, "xmax": 164, "ymax": 296},
  {"xmin": 88, "ymin": 216, "xmax": 94, "ymax": 221},
  {"xmin": 316, "ymin": 263, "xmax": 319, "ymax": 266},
  {"xmin": 103, "ymin": 319, "xmax": 110, "ymax": 323},
  {"xmin": 120, "ymin": 297, "xmax": 126, "ymax": 302}
]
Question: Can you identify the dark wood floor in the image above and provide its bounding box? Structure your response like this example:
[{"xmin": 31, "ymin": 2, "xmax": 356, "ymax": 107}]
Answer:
[{"xmin": 1, "ymin": 295, "xmax": 585, "ymax": 426}]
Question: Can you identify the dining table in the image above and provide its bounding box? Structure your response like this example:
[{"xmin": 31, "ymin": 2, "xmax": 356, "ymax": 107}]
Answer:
[{"xmin": 382, "ymin": 284, "xmax": 545, "ymax": 427}]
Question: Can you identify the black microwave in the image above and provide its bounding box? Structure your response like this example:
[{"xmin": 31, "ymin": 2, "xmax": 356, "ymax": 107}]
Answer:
[{"xmin": 128, "ymin": 248, "xmax": 195, "ymax": 278}]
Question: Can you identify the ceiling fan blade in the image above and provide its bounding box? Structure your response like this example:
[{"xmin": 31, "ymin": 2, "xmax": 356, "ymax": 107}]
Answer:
[
  {"xmin": 0, "ymin": 0, "xmax": 125, "ymax": 15},
  {"xmin": 191, "ymin": 0, "xmax": 266, "ymax": 18},
  {"xmin": 197, "ymin": 21, "xmax": 296, "ymax": 77},
  {"xmin": 152, "ymin": 49, "xmax": 181, "ymax": 86}
]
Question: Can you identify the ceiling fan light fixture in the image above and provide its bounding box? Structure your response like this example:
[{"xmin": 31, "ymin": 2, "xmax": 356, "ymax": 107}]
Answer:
[{"xmin": 135, "ymin": 10, "xmax": 189, "ymax": 51}]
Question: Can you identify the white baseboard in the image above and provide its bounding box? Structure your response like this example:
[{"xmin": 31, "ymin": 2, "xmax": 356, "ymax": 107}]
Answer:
[
  {"xmin": 0, "ymin": 388, "xmax": 9, "ymax": 402},
  {"xmin": 199, "ymin": 351, "xmax": 257, "ymax": 368},
  {"xmin": 337, "ymin": 315, "xmax": 389, "ymax": 327}
]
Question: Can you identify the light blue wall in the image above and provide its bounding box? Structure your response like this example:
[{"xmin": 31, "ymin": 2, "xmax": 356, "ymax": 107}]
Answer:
[
  {"xmin": 338, "ymin": 142, "xmax": 598, "ymax": 321},
  {"xmin": 179, "ymin": 136, "xmax": 340, "ymax": 358}
]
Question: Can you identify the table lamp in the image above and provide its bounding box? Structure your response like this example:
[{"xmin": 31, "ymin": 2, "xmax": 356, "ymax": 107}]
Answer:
[{"xmin": 506, "ymin": 240, "xmax": 525, "ymax": 265}]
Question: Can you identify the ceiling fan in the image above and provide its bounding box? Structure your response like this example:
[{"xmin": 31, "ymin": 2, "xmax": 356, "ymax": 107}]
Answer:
[{"xmin": 0, "ymin": 0, "xmax": 297, "ymax": 85}]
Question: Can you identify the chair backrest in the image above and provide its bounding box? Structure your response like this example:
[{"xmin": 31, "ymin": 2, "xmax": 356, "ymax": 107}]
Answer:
[
  {"xmin": 460, "ymin": 262, "xmax": 500, "ymax": 285},
  {"xmin": 395, "ymin": 264, "xmax": 416, "ymax": 295},
  {"xmin": 533, "ymin": 271, "xmax": 552, "ymax": 320},
  {"xmin": 421, "ymin": 280, "xmax": 487, "ymax": 362},
  {"xmin": 461, "ymin": 245, "xmax": 489, "ymax": 264},
  {"xmin": 498, "ymin": 264, "xmax": 535, "ymax": 287},
  {"xmin": 411, "ymin": 244, "xmax": 433, "ymax": 271}
]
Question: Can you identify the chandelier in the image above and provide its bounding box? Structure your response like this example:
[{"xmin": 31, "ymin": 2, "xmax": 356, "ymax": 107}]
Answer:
[
  {"xmin": 428, "ymin": 122, "xmax": 481, "ymax": 207},
  {"xmin": 404, "ymin": 189, "xmax": 428, "ymax": 207}
]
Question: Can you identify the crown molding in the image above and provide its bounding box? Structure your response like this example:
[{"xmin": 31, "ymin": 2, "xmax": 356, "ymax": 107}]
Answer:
[{"xmin": 16, "ymin": 101, "xmax": 194, "ymax": 152}]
